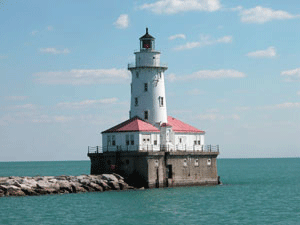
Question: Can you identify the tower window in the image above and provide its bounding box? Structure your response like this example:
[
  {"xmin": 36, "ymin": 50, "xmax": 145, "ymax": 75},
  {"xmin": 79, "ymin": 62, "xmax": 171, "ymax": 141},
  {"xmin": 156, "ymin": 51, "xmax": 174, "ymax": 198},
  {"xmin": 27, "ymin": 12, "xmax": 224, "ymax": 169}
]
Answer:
[
  {"xmin": 144, "ymin": 111, "xmax": 149, "ymax": 120},
  {"xmin": 144, "ymin": 83, "xmax": 148, "ymax": 92},
  {"xmin": 136, "ymin": 72, "xmax": 139, "ymax": 78},
  {"xmin": 135, "ymin": 97, "xmax": 138, "ymax": 106},
  {"xmin": 159, "ymin": 97, "xmax": 164, "ymax": 107}
]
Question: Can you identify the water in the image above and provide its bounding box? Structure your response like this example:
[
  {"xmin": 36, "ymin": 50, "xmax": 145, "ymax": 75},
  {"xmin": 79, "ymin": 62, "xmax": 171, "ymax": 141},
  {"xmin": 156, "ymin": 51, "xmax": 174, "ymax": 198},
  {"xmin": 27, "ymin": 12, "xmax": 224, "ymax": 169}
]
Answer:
[{"xmin": 0, "ymin": 158, "xmax": 299, "ymax": 224}]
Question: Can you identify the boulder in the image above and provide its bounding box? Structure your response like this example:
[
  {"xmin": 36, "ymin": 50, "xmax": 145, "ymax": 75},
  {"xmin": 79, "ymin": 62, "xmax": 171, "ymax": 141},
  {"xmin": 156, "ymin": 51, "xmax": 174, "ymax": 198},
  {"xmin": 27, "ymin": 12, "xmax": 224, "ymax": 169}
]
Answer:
[
  {"xmin": 96, "ymin": 180, "xmax": 111, "ymax": 191},
  {"xmin": 82, "ymin": 185, "xmax": 95, "ymax": 192},
  {"xmin": 108, "ymin": 181, "xmax": 120, "ymax": 190},
  {"xmin": 102, "ymin": 174, "xmax": 118, "ymax": 182},
  {"xmin": 113, "ymin": 173, "xmax": 124, "ymax": 180},
  {"xmin": 89, "ymin": 182, "xmax": 103, "ymax": 192},
  {"xmin": 78, "ymin": 178, "xmax": 91, "ymax": 186},
  {"xmin": 119, "ymin": 181, "xmax": 129, "ymax": 190},
  {"xmin": 57, "ymin": 181, "xmax": 72, "ymax": 193},
  {"xmin": 20, "ymin": 179, "xmax": 38, "ymax": 188},
  {"xmin": 4, "ymin": 185, "xmax": 26, "ymax": 197},
  {"xmin": 54, "ymin": 175, "xmax": 68, "ymax": 181},
  {"xmin": 20, "ymin": 184, "xmax": 37, "ymax": 196},
  {"xmin": 69, "ymin": 182, "xmax": 85, "ymax": 193}
]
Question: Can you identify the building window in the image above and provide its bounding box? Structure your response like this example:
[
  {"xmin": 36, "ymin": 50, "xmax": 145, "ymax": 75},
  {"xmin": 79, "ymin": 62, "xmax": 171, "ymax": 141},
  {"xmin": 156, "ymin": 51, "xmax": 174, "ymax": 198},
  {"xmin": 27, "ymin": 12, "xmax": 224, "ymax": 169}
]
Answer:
[
  {"xmin": 154, "ymin": 140, "xmax": 157, "ymax": 145},
  {"xmin": 194, "ymin": 140, "xmax": 197, "ymax": 145},
  {"xmin": 155, "ymin": 160, "xmax": 159, "ymax": 167},
  {"xmin": 144, "ymin": 83, "xmax": 148, "ymax": 92},
  {"xmin": 183, "ymin": 159, "xmax": 187, "ymax": 167},
  {"xmin": 159, "ymin": 96, "xmax": 164, "ymax": 107},
  {"xmin": 136, "ymin": 72, "xmax": 139, "ymax": 78},
  {"xmin": 207, "ymin": 158, "xmax": 211, "ymax": 166},
  {"xmin": 112, "ymin": 135, "xmax": 116, "ymax": 146},
  {"xmin": 126, "ymin": 159, "xmax": 130, "ymax": 165},
  {"xmin": 198, "ymin": 140, "xmax": 201, "ymax": 145},
  {"xmin": 107, "ymin": 136, "xmax": 111, "ymax": 146},
  {"xmin": 144, "ymin": 111, "xmax": 149, "ymax": 120},
  {"xmin": 179, "ymin": 138, "xmax": 182, "ymax": 143},
  {"xmin": 195, "ymin": 159, "xmax": 199, "ymax": 167},
  {"xmin": 126, "ymin": 135, "xmax": 129, "ymax": 146},
  {"xmin": 135, "ymin": 97, "xmax": 138, "ymax": 106},
  {"xmin": 130, "ymin": 135, "xmax": 134, "ymax": 145}
]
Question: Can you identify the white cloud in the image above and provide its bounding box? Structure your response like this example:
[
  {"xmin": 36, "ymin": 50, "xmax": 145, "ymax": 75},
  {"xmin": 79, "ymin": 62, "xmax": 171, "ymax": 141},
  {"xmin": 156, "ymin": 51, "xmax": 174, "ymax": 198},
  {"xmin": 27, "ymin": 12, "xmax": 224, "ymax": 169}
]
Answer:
[
  {"xmin": 240, "ymin": 6, "xmax": 300, "ymax": 24},
  {"xmin": 34, "ymin": 68, "xmax": 130, "ymax": 85},
  {"xmin": 235, "ymin": 106, "xmax": 251, "ymax": 111},
  {"xmin": 57, "ymin": 98, "xmax": 118, "ymax": 109},
  {"xmin": 259, "ymin": 102, "xmax": 300, "ymax": 110},
  {"xmin": 186, "ymin": 88, "xmax": 205, "ymax": 95},
  {"xmin": 196, "ymin": 113, "xmax": 240, "ymax": 121},
  {"xmin": 4, "ymin": 96, "xmax": 28, "ymax": 101},
  {"xmin": 39, "ymin": 48, "xmax": 70, "ymax": 54},
  {"xmin": 274, "ymin": 102, "xmax": 300, "ymax": 109},
  {"xmin": 31, "ymin": 30, "xmax": 38, "ymax": 36},
  {"xmin": 168, "ymin": 34, "xmax": 186, "ymax": 40},
  {"xmin": 8, "ymin": 104, "xmax": 36, "ymax": 110},
  {"xmin": 139, "ymin": 0, "xmax": 221, "ymax": 14},
  {"xmin": 281, "ymin": 68, "xmax": 300, "ymax": 82},
  {"xmin": 174, "ymin": 35, "xmax": 232, "ymax": 50},
  {"xmin": 168, "ymin": 69, "xmax": 246, "ymax": 81},
  {"xmin": 230, "ymin": 6, "xmax": 243, "ymax": 12},
  {"xmin": 114, "ymin": 14, "xmax": 129, "ymax": 29},
  {"xmin": 246, "ymin": 46, "xmax": 277, "ymax": 58}
]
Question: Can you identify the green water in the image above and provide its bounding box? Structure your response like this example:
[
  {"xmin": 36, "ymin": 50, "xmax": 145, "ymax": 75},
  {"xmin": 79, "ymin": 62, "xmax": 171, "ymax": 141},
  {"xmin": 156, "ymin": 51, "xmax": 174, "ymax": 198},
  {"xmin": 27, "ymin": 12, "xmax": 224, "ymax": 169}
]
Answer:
[{"xmin": 0, "ymin": 158, "xmax": 299, "ymax": 224}]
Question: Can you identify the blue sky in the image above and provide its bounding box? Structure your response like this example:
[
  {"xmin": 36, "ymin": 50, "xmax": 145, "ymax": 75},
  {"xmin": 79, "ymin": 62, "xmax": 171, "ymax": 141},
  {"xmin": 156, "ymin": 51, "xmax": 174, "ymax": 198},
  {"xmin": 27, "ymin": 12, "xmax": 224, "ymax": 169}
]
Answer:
[{"xmin": 0, "ymin": 0, "xmax": 299, "ymax": 161}]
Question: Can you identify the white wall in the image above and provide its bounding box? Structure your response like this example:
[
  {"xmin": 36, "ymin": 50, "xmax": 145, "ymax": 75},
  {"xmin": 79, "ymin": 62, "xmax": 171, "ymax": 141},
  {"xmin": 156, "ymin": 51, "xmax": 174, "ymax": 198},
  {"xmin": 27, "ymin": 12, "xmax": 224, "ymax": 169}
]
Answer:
[
  {"xmin": 173, "ymin": 133, "xmax": 205, "ymax": 151},
  {"xmin": 102, "ymin": 132, "xmax": 160, "ymax": 152},
  {"xmin": 135, "ymin": 51, "xmax": 161, "ymax": 67}
]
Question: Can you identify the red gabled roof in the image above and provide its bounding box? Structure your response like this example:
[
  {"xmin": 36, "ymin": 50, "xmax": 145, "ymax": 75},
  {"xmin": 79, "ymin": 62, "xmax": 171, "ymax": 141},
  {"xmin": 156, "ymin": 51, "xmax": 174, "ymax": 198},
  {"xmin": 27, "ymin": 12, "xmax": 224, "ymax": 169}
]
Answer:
[
  {"xmin": 167, "ymin": 116, "xmax": 205, "ymax": 133},
  {"xmin": 102, "ymin": 116, "xmax": 160, "ymax": 133}
]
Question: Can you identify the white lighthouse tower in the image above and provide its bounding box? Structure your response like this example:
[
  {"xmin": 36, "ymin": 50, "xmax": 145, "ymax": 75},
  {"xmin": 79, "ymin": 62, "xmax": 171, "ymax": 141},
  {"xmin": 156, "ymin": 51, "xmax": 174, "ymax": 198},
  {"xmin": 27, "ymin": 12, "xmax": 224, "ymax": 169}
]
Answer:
[{"xmin": 128, "ymin": 28, "xmax": 168, "ymax": 126}]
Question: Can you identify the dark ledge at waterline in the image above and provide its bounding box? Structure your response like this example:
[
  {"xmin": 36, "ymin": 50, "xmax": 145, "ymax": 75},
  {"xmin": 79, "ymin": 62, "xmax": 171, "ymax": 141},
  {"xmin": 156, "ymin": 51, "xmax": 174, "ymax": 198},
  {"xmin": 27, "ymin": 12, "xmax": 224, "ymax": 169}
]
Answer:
[{"xmin": 0, "ymin": 174, "xmax": 138, "ymax": 197}]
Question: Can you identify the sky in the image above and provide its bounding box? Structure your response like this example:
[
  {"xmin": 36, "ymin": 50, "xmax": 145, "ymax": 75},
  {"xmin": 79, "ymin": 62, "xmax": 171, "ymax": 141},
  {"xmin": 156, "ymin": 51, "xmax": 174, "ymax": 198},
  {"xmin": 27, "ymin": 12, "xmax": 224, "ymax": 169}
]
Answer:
[{"xmin": 0, "ymin": 0, "xmax": 299, "ymax": 161}]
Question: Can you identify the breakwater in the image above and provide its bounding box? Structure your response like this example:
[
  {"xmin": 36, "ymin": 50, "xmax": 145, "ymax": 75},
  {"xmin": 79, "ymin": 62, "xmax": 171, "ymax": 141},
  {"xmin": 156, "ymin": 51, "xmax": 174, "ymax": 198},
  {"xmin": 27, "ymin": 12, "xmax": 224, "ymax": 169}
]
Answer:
[{"xmin": 0, "ymin": 174, "xmax": 134, "ymax": 197}]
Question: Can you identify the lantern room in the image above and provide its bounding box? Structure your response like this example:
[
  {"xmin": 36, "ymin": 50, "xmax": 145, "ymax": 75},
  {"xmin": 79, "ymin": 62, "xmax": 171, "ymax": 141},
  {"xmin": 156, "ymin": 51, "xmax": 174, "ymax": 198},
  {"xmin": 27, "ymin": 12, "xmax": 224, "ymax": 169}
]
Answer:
[{"xmin": 140, "ymin": 28, "xmax": 155, "ymax": 51}]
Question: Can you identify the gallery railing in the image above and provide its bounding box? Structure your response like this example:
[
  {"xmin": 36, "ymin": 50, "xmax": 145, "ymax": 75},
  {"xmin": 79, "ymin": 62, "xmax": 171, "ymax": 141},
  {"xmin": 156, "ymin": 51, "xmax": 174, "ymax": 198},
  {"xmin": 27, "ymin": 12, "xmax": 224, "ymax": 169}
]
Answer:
[{"xmin": 88, "ymin": 144, "xmax": 219, "ymax": 154}]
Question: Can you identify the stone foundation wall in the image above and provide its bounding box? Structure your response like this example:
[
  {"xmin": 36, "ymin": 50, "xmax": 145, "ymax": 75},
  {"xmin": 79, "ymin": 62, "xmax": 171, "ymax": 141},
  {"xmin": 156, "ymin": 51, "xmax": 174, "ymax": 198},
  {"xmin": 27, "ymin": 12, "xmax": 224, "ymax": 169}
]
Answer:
[{"xmin": 88, "ymin": 151, "xmax": 219, "ymax": 188}]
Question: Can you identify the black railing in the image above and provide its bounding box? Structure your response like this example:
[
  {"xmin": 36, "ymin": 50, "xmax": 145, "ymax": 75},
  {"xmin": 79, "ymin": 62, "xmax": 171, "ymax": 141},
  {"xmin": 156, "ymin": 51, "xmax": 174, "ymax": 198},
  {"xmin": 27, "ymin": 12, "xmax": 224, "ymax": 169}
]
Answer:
[{"xmin": 88, "ymin": 144, "xmax": 219, "ymax": 154}]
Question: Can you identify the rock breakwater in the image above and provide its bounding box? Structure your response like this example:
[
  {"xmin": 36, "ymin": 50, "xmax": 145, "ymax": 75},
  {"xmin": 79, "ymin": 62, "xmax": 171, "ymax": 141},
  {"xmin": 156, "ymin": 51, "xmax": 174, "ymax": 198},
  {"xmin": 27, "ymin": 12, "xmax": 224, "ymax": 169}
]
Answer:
[{"xmin": 0, "ymin": 174, "xmax": 134, "ymax": 197}]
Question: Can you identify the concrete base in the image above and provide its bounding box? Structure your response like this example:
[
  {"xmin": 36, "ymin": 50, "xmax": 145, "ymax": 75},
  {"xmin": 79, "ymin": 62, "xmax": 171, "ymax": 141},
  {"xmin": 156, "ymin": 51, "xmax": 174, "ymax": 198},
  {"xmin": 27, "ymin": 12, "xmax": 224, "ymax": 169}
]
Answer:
[{"xmin": 88, "ymin": 150, "xmax": 219, "ymax": 188}]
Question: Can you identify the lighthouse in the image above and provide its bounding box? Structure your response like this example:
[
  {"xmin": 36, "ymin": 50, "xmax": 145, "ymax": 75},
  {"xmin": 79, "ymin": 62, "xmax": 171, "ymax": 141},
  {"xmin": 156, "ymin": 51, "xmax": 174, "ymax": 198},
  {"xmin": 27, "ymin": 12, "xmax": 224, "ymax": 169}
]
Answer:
[
  {"xmin": 128, "ymin": 28, "xmax": 168, "ymax": 126},
  {"xmin": 88, "ymin": 28, "xmax": 220, "ymax": 188}
]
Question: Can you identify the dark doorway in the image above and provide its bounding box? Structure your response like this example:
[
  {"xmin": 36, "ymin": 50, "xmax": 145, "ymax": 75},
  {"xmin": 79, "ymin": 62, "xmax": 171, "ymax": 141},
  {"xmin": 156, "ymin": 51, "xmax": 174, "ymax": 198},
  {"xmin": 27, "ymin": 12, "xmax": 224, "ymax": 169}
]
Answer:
[
  {"xmin": 167, "ymin": 165, "xmax": 172, "ymax": 179},
  {"xmin": 155, "ymin": 168, "xmax": 159, "ymax": 188}
]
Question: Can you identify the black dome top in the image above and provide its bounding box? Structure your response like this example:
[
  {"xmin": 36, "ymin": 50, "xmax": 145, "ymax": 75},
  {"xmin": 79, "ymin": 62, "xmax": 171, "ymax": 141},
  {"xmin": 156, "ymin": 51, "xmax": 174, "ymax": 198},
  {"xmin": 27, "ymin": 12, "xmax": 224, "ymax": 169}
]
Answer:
[{"xmin": 139, "ymin": 28, "xmax": 155, "ymax": 40}]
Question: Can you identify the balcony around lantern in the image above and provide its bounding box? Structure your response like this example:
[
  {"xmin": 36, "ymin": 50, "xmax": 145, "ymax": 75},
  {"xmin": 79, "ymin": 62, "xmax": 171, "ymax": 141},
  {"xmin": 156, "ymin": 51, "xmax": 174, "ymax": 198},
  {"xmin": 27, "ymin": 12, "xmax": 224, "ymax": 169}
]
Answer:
[{"xmin": 128, "ymin": 62, "xmax": 168, "ymax": 70}]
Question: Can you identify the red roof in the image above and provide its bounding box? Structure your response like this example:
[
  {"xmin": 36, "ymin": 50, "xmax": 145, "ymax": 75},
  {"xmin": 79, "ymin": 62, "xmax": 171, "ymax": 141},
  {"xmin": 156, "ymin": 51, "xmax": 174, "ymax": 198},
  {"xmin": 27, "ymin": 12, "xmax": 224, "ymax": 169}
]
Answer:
[
  {"xmin": 102, "ymin": 116, "xmax": 160, "ymax": 133},
  {"xmin": 167, "ymin": 116, "xmax": 205, "ymax": 133}
]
